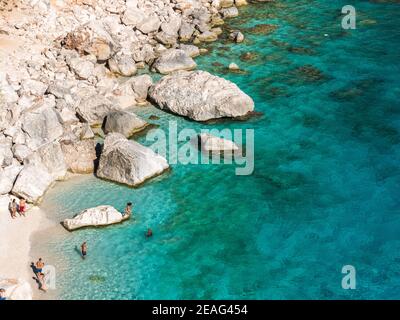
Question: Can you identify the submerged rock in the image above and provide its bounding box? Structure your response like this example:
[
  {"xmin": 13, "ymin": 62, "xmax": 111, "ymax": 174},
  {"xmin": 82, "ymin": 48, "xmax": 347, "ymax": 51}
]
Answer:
[
  {"xmin": 149, "ymin": 70, "xmax": 254, "ymax": 121},
  {"xmin": 197, "ymin": 133, "xmax": 239, "ymax": 153},
  {"xmin": 63, "ymin": 205, "xmax": 129, "ymax": 231},
  {"xmin": 97, "ymin": 133, "xmax": 169, "ymax": 187}
]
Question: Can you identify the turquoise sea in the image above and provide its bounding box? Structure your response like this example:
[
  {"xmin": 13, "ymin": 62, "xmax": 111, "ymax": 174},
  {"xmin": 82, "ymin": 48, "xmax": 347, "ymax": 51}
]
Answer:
[{"xmin": 36, "ymin": 0, "xmax": 400, "ymax": 299}]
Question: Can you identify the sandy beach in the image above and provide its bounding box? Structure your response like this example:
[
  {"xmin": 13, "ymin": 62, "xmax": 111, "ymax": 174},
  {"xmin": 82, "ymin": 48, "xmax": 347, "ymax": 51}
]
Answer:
[{"xmin": 0, "ymin": 198, "xmax": 53, "ymax": 298}]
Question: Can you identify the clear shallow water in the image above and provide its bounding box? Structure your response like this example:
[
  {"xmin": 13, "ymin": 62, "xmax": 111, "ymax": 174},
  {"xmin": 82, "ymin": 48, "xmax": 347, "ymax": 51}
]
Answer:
[{"xmin": 38, "ymin": 0, "xmax": 400, "ymax": 299}]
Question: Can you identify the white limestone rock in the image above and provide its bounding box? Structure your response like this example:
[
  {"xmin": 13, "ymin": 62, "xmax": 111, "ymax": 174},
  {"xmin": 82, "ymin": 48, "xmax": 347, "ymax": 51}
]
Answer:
[
  {"xmin": 24, "ymin": 142, "xmax": 68, "ymax": 181},
  {"xmin": 103, "ymin": 111, "xmax": 148, "ymax": 138},
  {"xmin": 152, "ymin": 49, "xmax": 197, "ymax": 74},
  {"xmin": 179, "ymin": 44, "xmax": 200, "ymax": 57},
  {"xmin": 60, "ymin": 139, "xmax": 97, "ymax": 174},
  {"xmin": 197, "ymin": 133, "xmax": 239, "ymax": 153},
  {"xmin": 11, "ymin": 163, "xmax": 54, "ymax": 204},
  {"xmin": 21, "ymin": 104, "xmax": 64, "ymax": 151},
  {"xmin": 75, "ymin": 95, "xmax": 119, "ymax": 126},
  {"xmin": 149, "ymin": 70, "xmax": 254, "ymax": 121},
  {"xmin": 63, "ymin": 205, "xmax": 128, "ymax": 231},
  {"xmin": 0, "ymin": 164, "xmax": 23, "ymax": 195},
  {"xmin": 108, "ymin": 53, "xmax": 137, "ymax": 77},
  {"xmin": 97, "ymin": 133, "xmax": 169, "ymax": 187}
]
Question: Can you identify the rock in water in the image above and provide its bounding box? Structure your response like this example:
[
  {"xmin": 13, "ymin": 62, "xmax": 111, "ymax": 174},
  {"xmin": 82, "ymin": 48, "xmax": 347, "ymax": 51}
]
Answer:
[
  {"xmin": 152, "ymin": 49, "xmax": 197, "ymax": 74},
  {"xmin": 63, "ymin": 205, "xmax": 128, "ymax": 231},
  {"xmin": 149, "ymin": 70, "xmax": 254, "ymax": 121},
  {"xmin": 103, "ymin": 111, "xmax": 148, "ymax": 138},
  {"xmin": 97, "ymin": 133, "xmax": 169, "ymax": 187},
  {"xmin": 197, "ymin": 133, "xmax": 239, "ymax": 153}
]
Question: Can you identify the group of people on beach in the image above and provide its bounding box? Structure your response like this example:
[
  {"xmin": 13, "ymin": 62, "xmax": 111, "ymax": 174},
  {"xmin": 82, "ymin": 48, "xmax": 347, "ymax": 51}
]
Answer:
[
  {"xmin": 8, "ymin": 198, "xmax": 26, "ymax": 219},
  {"xmin": 7, "ymin": 202, "xmax": 153, "ymax": 297}
]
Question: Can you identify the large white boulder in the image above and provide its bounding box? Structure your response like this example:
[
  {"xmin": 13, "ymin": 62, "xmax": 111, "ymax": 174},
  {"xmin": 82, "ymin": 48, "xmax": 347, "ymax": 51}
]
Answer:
[
  {"xmin": 63, "ymin": 205, "xmax": 128, "ymax": 231},
  {"xmin": 0, "ymin": 278, "xmax": 33, "ymax": 300},
  {"xmin": 60, "ymin": 139, "xmax": 97, "ymax": 174},
  {"xmin": 12, "ymin": 163, "xmax": 54, "ymax": 204},
  {"xmin": 103, "ymin": 111, "xmax": 148, "ymax": 138},
  {"xmin": 149, "ymin": 70, "xmax": 254, "ymax": 121},
  {"xmin": 0, "ymin": 163, "xmax": 23, "ymax": 195},
  {"xmin": 97, "ymin": 133, "xmax": 169, "ymax": 187},
  {"xmin": 21, "ymin": 104, "xmax": 64, "ymax": 151},
  {"xmin": 75, "ymin": 95, "xmax": 119, "ymax": 126},
  {"xmin": 152, "ymin": 49, "xmax": 197, "ymax": 74},
  {"xmin": 24, "ymin": 142, "xmax": 68, "ymax": 181}
]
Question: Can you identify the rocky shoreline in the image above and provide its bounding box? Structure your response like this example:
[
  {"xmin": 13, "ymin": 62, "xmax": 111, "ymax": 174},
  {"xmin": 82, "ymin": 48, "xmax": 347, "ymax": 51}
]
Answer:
[{"xmin": 0, "ymin": 0, "xmax": 261, "ymax": 299}]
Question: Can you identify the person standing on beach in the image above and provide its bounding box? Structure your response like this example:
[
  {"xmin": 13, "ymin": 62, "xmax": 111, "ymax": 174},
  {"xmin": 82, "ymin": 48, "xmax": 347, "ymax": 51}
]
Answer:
[
  {"xmin": 81, "ymin": 242, "xmax": 87, "ymax": 259},
  {"xmin": 9, "ymin": 199, "xmax": 17, "ymax": 219},
  {"xmin": 18, "ymin": 198, "xmax": 26, "ymax": 217}
]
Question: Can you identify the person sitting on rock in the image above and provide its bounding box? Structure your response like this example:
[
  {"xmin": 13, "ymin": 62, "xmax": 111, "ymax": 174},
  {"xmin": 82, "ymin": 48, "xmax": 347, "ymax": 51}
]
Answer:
[
  {"xmin": 9, "ymin": 199, "xmax": 17, "ymax": 219},
  {"xmin": 0, "ymin": 288, "xmax": 6, "ymax": 300},
  {"xmin": 18, "ymin": 198, "xmax": 26, "ymax": 217},
  {"xmin": 123, "ymin": 202, "xmax": 133, "ymax": 217}
]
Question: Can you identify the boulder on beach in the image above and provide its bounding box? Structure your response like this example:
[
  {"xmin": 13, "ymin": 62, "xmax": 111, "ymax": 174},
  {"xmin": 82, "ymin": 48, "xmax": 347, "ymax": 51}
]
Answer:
[
  {"xmin": 152, "ymin": 49, "xmax": 197, "ymax": 74},
  {"xmin": 0, "ymin": 278, "xmax": 33, "ymax": 300},
  {"xmin": 63, "ymin": 205, "xmax": 129, "ymax": 231},
  {"xmin": 75, "ymin": 94, "xmax": 119, "ymax": 126},
  {"xmin": 197, "ymin": 133, "xmax": 239, "ymax": 153},
  {"xmin": 24, "ymin": 142, "xmax": 68, "ymax": 181},
  {"xmin": 21, "ymin": 104, "xmax": 64, "ymax": 151},
  {"xmin": 103, "ymin": 111, "xmax": 148, "ymax": 138},
  {"xmin": 0, "ymin": 164, "xmax": 23, "ymax": 195},
  {"xmin": 11, "ymin": 163, "xmax": 54, "ymax": 204},
  {"xmin": 60, "ymin": 139, "xmax": 97, "ymax": 174},
  {"xmin": 149, "ymin": 70, "xmax": 254, "ymax": 121},
  {"xmin": 97, "ymin": 133, "xmax": 169, "ymax": 187}
]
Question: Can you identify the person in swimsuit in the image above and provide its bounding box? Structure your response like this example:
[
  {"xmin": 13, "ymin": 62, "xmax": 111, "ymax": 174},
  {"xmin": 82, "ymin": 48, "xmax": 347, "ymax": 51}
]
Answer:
[
  {"xmin": 123, "ymin": 202, "xmax": 133, "ymax": 217},
  {"xmin": 9, "ymin": 199, "xmax": 17, "ymax": 219},
  {"xmin": 18, "ymin": 198, "xmax": 26, "ymax": 217},
  {"xmin": 81, "ymin": 242, "xmax": 87, "ymax": 259},
  {"xmin": 146, "ymin": 228, "xmax": 153, "ymax": 238},
  {"xmin": 0, "ymin": 288, "xmax": 6, "ymax": 300},
  {"xmin": 37, "ymin": 273, "xmax": 47, "ymax": 292},
  {"xmin": 35, "ymin": 258, "xmax": 45, "ymax": 276}
]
